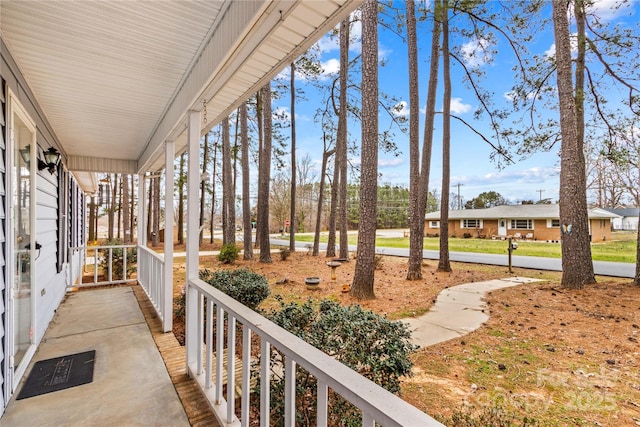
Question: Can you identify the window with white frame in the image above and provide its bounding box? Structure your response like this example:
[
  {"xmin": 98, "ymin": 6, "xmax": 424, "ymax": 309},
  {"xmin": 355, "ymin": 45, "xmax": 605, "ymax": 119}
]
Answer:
[
  {"xmin": 461, "ymin": 219, "xmax": 483, "ymax": 228},
  {"xmin": 429, "ymin": 220, "xmax": 439, "ymax": 228},
  {"xmin": 547, "ymin": 219, "xmax": 560, "ymax": 228},
  {"xmin": 510, "ymin": 219, "xmax": 533, "ymax": 229}
]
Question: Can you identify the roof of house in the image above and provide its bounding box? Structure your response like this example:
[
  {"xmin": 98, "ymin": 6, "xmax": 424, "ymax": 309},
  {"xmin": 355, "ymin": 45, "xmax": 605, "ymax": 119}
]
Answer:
[
  {"xmin": 600, "ymin": 207, "xmax": 640, "ymax": 218},
  {"xmin": 425, "ymin": 204, "xmax": 621, "ymax": 220}
]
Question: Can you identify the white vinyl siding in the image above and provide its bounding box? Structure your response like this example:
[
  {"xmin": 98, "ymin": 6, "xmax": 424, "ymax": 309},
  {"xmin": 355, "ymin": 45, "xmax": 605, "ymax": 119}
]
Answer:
[
  {"xmin": 510, "ymin": 219, "xmax": 533, "ymax": 229},
  {"xmin": 461, "ymin": 219, "xmax": 483, "ymax": 229}
]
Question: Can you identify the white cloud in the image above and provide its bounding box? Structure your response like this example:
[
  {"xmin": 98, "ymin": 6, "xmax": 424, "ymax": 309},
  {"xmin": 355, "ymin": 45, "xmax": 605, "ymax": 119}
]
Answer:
[
  {"xmin": 482, "ymin": 167, "xmax": 560, "ymax": 185},
  {"xmin": 461, "ymin": 37, "xmax": 492, "ymax": 68},
  {"xmin": 450, "ymin": 98, "xmax": 472, "ymax": 114},
  {"xmin": 379, "ymin": 158, "xmax": 405, "ymax": 168},
  {"xmin": 393, "ymin": 101, "xmax": 410, "ymax": 117},
  {"xmin": 544, "ymin": 43, "xmax": 556, "ymax": 58},
  {"xmin": 316, "ymin": 34, "xmax": 339, "ymax": 54},
  {"xmin": 587, "ymin": 0, "xmax": 633, "ymax": 21},
  {"xmin": 273, "ymin": 106, "xmax": 290, "ymax": 123},
  {"xmin": 320, "ymin": 58, "xmax": 340, "ymax": 77}
]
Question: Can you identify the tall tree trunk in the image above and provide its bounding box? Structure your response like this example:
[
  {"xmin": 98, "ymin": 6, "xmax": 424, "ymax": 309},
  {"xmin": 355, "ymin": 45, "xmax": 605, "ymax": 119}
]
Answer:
[
  {"xmin": 147, "ymin": 174, "xmax": 153, "ymax": 242},
  {"xmin": 351, "ymin": 0, "xmax": 377, "ymax": 300},
  {"xmin": 123, "ymin": 173, "xmax": 130, "ymax": 243},
  {"xmin": 241, "ymin": 102, "xmax": 253, "ymax": 260},
  {"xmin": 117, "ymin": 174, "xmax": 122, "ymax": 240},
  {"xmin": 178, "ymin": 153, "xmax": 186, "ymax": 245},
  {"xmin": 130, "ymin": 175, "xmax": 135, "ymax": 242},
  {"xmin": 210, "ymin": 141, "xmax": 218, "ymax": 244},
  {"xmin": 258, "ymin": 84, "xmax": 272, "ymax": 263},
  {"xmin": 255, "ymin": 92, "xmax": 264, "ymax": 250},
  {"xmin": 635, "ymin": 210, "xmax": 640, "ymax": 285},
  {"xmin": 152, "ymin": 176, "xmax": 160, "ymax": 247},
  {"xmin": 289, "ymin": 61, "xmax": 297, "ymax": 252},
  {"xmin": 314, "ymin": 141, "xmax": 335, "ymax": 257},
  {"xmin": 222, "ymin": 116, "xmax": 235, "ymax": 245},
  {"xmin": 326, "ymin": 162, "xmax": 338, "ymax": 257},
  {"xmin": 437, "ymin": 0, "xmax": 452, "ymax": 272},
  {"xmin": 89, "ymin": 196, "xmax": 96, "ymax": 241},
  {"xmin": 200, "ymin": 133, "xmax": 209, "ymax": 245},
  {"xmin": 406, "ymin": 0, "xmax": 420, "ymax": 278},
  {"xmin": 552, "ymin": 0, "xmax": 595, "ymax": 289},
  {"xmin": 108, "ymin": 174, "xmax": 117, "ymax": 241},
  {"xmin": 338, "ymin": 17, "xmax": 350, "ymax": 261}
]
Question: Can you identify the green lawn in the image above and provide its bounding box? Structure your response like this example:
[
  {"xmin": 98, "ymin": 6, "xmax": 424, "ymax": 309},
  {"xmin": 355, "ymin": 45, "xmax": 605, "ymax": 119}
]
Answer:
[{"xmin": 293, "ymin": 232, "xmax": 637, "ymax": 263}]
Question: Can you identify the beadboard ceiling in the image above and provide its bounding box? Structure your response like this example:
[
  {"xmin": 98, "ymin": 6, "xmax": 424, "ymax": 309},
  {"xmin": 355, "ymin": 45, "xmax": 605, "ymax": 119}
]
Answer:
[{"xmin": 1, "ymin": 0, "xmax": 360, "ymax": 183}]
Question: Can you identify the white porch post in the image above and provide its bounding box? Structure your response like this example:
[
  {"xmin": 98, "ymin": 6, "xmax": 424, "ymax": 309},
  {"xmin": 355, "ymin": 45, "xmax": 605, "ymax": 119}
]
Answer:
[
  {"xmin": 185, "ymin": 110, "xmax": 201, "ymax": 371},
  {"xmin": 138, "ymin": 173, "xmax": 147, "ymax": 247},
  {"xmin": 163, "ymin": 140, "xmax": 175, "ymax": 332}
]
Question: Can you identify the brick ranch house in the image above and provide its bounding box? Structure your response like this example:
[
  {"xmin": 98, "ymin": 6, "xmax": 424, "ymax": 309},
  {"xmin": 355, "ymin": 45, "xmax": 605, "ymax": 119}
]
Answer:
[{"xmin": 424, "ymin": 204, "xmax": 620, "ymax": 241}]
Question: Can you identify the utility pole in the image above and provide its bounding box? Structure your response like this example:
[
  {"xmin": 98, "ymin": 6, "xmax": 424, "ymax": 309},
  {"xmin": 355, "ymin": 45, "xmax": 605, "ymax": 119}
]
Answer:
[{"xmin": 537, "ymin": 189, "xmax": 545, "ymax": 202}]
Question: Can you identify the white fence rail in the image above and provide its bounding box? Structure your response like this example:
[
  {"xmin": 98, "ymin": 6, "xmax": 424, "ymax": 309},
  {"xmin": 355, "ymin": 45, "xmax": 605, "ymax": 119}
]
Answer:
[
  {"xmin": 186, "ymin": 277, "xmax": 443, "ymax": 427},
  {"xmin": 138, "ymin": 245, "xmax": 172, "ymax": 331},
  {"xmin": 69, "ymin": 244, "xmax": 137, "ymax": 288}
]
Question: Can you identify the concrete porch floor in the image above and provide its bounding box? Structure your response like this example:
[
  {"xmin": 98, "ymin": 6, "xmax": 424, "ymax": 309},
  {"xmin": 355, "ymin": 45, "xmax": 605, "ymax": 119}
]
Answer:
[{"xmin": 2, "ymin": 287, "xmax": 191, "ymax": 426}]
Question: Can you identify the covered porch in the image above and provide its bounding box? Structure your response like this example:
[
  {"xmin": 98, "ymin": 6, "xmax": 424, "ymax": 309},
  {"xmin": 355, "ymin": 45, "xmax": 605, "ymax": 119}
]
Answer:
[{"xmin": 1, "ymin": 1, "xmax": 441, "ymax": 425}]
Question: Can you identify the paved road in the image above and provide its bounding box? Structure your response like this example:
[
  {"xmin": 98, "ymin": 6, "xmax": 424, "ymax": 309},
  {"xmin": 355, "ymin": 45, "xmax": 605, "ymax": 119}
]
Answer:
[{"xmin": 270, "ymin": 238, "xmax": 636, "ymax": 279}]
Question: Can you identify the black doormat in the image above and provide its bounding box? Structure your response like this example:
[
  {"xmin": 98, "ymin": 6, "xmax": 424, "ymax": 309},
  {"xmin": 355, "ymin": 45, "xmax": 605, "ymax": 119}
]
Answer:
[{"xmin": 17, "ymin": 350, "xmax": 96, "ymax": 400}]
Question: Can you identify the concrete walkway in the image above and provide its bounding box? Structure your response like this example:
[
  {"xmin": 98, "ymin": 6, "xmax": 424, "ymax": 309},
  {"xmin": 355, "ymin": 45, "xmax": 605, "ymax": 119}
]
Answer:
[
  {"xmin": 2, "ymin": 287, "xmax": 189, "ymax": 426},
  {"xmin": 403, "ymin": 277, "xmax": 543, "ymax": 348}
]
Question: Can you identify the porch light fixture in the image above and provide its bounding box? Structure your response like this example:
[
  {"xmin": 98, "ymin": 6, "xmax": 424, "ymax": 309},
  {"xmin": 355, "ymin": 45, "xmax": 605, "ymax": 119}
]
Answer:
[{"xmin": 38, "ymin": 147, "xmax": 61, "ymax": 174}]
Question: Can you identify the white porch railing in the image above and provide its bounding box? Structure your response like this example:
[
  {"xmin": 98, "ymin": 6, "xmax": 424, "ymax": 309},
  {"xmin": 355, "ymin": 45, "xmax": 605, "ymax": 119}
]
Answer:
[
  {"xmin": 186, "ymin": 277, "xmax": 443, "ymax": 427},
  {"xmin": 69, "ymin": 244, "xmax": 137, "ymax": 288},
  {"xmin": 138, "ymin": 245, "xmax": 172, "ymax": 332}
]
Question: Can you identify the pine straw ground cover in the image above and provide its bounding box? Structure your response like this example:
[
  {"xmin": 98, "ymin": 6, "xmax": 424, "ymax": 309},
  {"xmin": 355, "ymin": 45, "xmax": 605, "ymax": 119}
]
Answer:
[{"xmin": 169, "ymin": 244, "xmax": 640, "ymax": 426}]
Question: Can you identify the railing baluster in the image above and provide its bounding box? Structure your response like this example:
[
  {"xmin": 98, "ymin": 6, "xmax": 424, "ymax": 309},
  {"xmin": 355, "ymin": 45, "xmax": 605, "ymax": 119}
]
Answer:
[
  {"xmin": 260, "ymin": 339, "xmax": 270, "ymax": 427},
  {"xmin": 123, "ymin": 247, "xmax": 127, "ymax": 281},
  {"xmin": 227, "ymin": 316, "xmax": 236, "ymax": 423},
  {"xmin": 93, "ymin": 248, "xmax": 98, "ymax": 284},
  {"xmin": 241, "ymin": 326, "xmax": 251, "ymax": 427},
  {"xmin": 108, "ymin": 248, "xmax": 113, "ymax": 283},
  {"xmin": 284, "ymin": 357, "xmax": 296, "ymax": 427},
  {"xmin": 216, "ymin": 304, "xmax": 224, "ymax": 405},
  {"xmin": 317, "ymin": 381, "xmax": 328, "ymax": 427},
  {"xmin": 206, "ymin": 298, "xmax": 213, "ymax": 389},
  {"xmin": 197, "ymin": 292, "xmax": 203, "ymax": 375},
  {"xmin": 185, "ymin": 277, "xmax": 443, "ymax": 427},
  {"xmin": 363, "ymin": 413, "xmax": 375, "ymax": 426}
]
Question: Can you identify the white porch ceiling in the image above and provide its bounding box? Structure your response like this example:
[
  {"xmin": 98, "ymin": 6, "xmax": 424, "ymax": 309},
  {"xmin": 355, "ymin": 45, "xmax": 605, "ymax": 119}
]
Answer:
[{"xmin": 0, "ymin": 0, "xmax": 361, "ymax": 181}]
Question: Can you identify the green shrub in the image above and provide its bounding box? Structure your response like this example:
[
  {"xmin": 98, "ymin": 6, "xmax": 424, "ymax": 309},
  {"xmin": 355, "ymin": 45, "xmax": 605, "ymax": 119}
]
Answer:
[
  {"xmin": 174, "ymin": 287, "xmax": 186, "ymax": 318},
  {"xmin": 98, "ymin": 239, "xmax": 137, "ymax": 280},
  {"xmin": 279, "ymin": 247, "xmax": 291, "ymax": 261},
  {"xmin": 260, "ymin": 299, "xmax": 417, "ymax": 425},
  {"xmin": 463, "ymin": 232, "xmax": 473, "ymax": 239},
  {"xmin": 217, "ymin": 243, "xmax": 240, "ymax": 264},
  {"xmin": 199, "ymin": 268, "xmax": 270, "ymax": 311}
]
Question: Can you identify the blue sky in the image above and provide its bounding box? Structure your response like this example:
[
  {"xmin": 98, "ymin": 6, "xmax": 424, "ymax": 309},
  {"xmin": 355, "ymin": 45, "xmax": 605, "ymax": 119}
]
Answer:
[{"xmin": 271, "ymin": 0, "xmax": 637, "ymax": 206}]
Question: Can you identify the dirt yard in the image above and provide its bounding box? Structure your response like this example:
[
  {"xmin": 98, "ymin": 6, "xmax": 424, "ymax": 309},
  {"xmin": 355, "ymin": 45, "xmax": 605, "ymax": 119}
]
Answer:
[{"xmin": 168, "ymin": 243, "xmax": 640, "ymax": 426}]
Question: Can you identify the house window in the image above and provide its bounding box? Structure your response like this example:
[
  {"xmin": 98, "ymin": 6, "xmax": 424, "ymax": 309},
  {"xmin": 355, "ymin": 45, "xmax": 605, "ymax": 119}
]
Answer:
[
  {"xmin": 462, "ymin": 219, "xmax": 483, "ymax": 228},
  {"xmin": 547, "ymin": 219, "xmax": 560, "ymax": 228},
  {"xmin": 511, "ymin": 219, "xmax": 533, "ymax": 229},
  {"xmin": 429, "ymin": 221, "xmax": 439, "ymax": 228}
]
